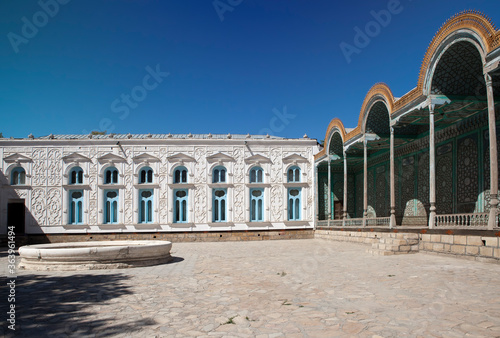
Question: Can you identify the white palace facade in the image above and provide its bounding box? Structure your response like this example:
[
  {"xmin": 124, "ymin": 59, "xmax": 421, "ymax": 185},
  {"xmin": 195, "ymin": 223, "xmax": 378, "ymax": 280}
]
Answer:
[{"xmin": 0, "ymin": 133, "xmax": 316, "ymax": 236}]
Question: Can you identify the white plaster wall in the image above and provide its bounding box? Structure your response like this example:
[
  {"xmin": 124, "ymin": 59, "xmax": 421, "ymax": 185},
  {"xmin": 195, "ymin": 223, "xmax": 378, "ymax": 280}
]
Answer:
[{"xmin": 0, "ymin": 138, "xmax": 316, "ymax": 234}]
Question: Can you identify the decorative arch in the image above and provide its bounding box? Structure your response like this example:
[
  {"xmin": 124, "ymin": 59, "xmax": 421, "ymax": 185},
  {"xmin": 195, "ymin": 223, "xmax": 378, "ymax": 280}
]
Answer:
[
  {"xmin": 314, "ymin": 118, "xmax": 346, "ymax": 160},
  {"xmin": 135, "ymin": 163, "xmax": 154, "ymax": 176},
  {"xmin": 64, "ymin": 163, "xmax": 83, "ymax": 178},
  {"xmin": 342, "ymin": 83, "xmax": 394, "ymax": 142},
  {"xmin": 286, "ymin": 165, "xmax": 301, "ymax": 183},
  {"xmin": 419, "ymin": 11, "xmax": 497, "ymax": 96},
  {"xmin": 324, "ymin": 118, "xmax": 346, "ymax": 144},
  {"xmin": 328, "ymin": 132, "xmax": 344, "ymax": 157},
  {"xmin": 423, "ymin": 38, "xmax": 487, "ymax": 97},
  {"xmin": 137, "ymin": 166, "xmax": 154, "ymax": 184},
  {"xmin": 359, "ymin": 83, "xmax": 394, "ymax": 129},
  {"xmin": 363, "ymin": 100, "xmax": 391, "ymax": 135},
  {"xmin": 248, "ymin": 166, "xmax": 264, "ymax": 183},
  {"xmin": 99, "ymin": 163, "xmax": 120, "ymax": 178},
  {"xmin": 5, "ymin": 163, "xmax": 29, "ymax": 179}
]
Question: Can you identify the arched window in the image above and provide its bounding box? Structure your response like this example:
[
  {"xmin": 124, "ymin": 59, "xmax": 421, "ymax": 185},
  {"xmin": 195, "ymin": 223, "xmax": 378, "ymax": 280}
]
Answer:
[
  {"xmin": 139, "ymin": 167, "xmax": 153, "ymax": 184},
  {"xmin": 104, "ymin": 167, "xmax": 119, "ymax": 184},
  {"xmin": 11, "ymin": 167, "xmax": 26, "ymax": 185},
  {"xmin": 287, "ymin": 166, "xmax": 301, "ymax": 183},
  {"xmin": 288, "ymin": 188, "xmax": 301, "ymax": 221},
  {"xmin": 174, "ymin": 189, "xmax": 188, "ymax": 223},
  {"xmin": 213, "ymin": 166, "xmax": 226, "ymax": 183},
  {"xmin": 174, "ymin": 166, "xmax": 188, "ymax": 184},
  {"xmin": 250, "ymin": 188, "xmax": 264, "ymax": 221},
  {"xmin": 104, "ymin": 190, "xmax": 119, "ymax": 224},
  {"xmin": 69, "ymin": 190, "xmax": 83, "ymax": 224},
  {"xmin": 213, "ymin": 189, "xmax": 227, "ymax": 222},
  {"xmin": 69, "ymin": 167, "xmax": 84, "ymax": 184},
  {"xmin": 139, "ymin": 190, "xmax": 153, "ymax": 223},
  {"xmin": 249, "ymin": 167, "xmax": 263, "ymax": 183}
]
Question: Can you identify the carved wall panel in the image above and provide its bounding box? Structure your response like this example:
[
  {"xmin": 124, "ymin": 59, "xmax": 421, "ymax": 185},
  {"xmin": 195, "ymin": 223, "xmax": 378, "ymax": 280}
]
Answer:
[
  {"xmin": 233, "ymin": 184, "xmax": 245, "ymax": 222},
  {"xmin": 375, "ymin": 165, "xmax": 388, "ymax": 216},
  {"xmin": 333, "ymin": 178, "xmax": 343, "ymax": 202},
  {"xmin": 416, "ymin": 152, "xmax": 429, "ymax": 216},
  {"xmin": 124, "ymin": 200, "xmax": 133, "ymax": 224},
  {"xmin": 318, "ymin": 173, "xmax": 327, "ymax": 220},
  {"xmin": 270, "ymin": 184, "xmax": 282, "ymax": 221},
  {"xmin": 457, "ymin": 134, "xmax": 478, "ymax": 213},
  {"xmin": 14, "ymin": 189, "xmax": 28, "ymax": 200},
  {"xmin": 46, "ymin": 188, "xmax": 61, "ymax": 225},
  {"xmin": 47, "ymin": 149, "xmax": 62, "ymax": 186},
  {"xmin": 124, "ymin": 154, "xmax": 133, "ymax": 224},
  {"xmin": 194, "ymin": 186, "xmax": 207, "ymax": 223},
  {"xmin": 482, "ymin": 128, "xmax": 500, "ymax": 212},
  {"xmin": 232, "ymin": 147, "xmax": 245, "ymax": 222},
  {"xmin": 347, "ymin": 174, "xmax": 355, "ymax": 217},
  {"xmin": 436, "ymin": 143, "xmax": 454, "ymax": 214},
  {"xmin": 367, "ymin": 169, "xmax": 375, "ymax": 213},
  {"xmin": 88, "ymin": 148, "xmax": 98, "ymax": 225},
  {"xmin": 232, "ymin": 148, "xmax": 244, "ymax": 184},
  {"xmin": 31, "ymin": 188, "xmax": 46, "ymax": 226},
  {"xmin": 401, "ymin": 156, "xmax": 415, "ymax": 216},
  {"xmin": 194, "ymin": 147, "xmax": 207, "ymax": 184},
  {"xmin": 270, "ymin": 148, "xmax": 281, "ymax": 184},
  {"xmin": 355, "ymin": 172, "xmax": 363, "ymax": 217},
  {"xmin": 32, "ymin": 148, "xmax": 47, "ymax": 186}
]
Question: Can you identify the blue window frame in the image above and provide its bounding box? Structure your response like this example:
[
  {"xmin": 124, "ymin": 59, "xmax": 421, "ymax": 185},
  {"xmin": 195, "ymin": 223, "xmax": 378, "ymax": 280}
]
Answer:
[
  {"xmin": 250, "ymin": 167, "xmax": 263, "ymax": 183},
  {"xmin": 139, "ymin": 189, "xmax": 153, "ymax": 223},
  {"xmin": 213, "ymin": 189, "xmax": 227, "ymax": 222},
  {"xmin": 104, "ymin": 167, "xmax": 119, "ymax": 184},
  {"xmin": 69, "ymin": 190, "xmax": 83, "ymax": 224},
  {"xmin": 174, "ymin": 189, "xmax": 188, "ymax": 223},
  {"xmin": 104, "ymin": 190, "xmax": 119, "ymax": 224},
  {"xmin": 288, "ymin": 188, "xmax": 301, "ymax": 221},
  {"xmin": 213, "ymin": 166, "xmax": 226, "ymax": 183},
  {"xmin": 250, "ymin": 188, "xmax": 264, "ymax": 221},
  {"xmin": 11, "ymin": 167, "xmax": 26, "ymax": 185},
  {"xmin": 70, "ymin": 166, "xmax": 84, "ymax": 184},
  {"xmin": 174, "ymin": 166, "xmax": 188, "ymax": 184},
  {"xmin": 287, "ymin": 166, "xmax": 301, "ymax": 183},
  {"xmin": 139, "ymin": 167, "xmax": 153, "ymax": 184}
]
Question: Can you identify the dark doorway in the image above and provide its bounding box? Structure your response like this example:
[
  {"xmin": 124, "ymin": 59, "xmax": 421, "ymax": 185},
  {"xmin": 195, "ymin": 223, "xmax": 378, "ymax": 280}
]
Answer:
[
  {"xmin": 8, "ymin": 200, "xmax": 25, "ymax": 235},
  {"xmin": 334, "ymin": 200, "xmax": 343, "ymax": 220}
]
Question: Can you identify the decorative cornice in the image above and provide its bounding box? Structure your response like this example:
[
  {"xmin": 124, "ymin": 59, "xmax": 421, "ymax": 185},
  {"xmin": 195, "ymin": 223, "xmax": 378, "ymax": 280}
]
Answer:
[{"xmin": 3, "ymin": 153, "xmax": 32, "ymax": 163}]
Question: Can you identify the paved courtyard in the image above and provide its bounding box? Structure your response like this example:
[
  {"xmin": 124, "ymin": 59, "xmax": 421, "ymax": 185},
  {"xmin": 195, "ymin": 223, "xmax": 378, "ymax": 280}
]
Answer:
[{"xmin": 2, "ymin": 239, "xmax": 500, "ymax": 337}]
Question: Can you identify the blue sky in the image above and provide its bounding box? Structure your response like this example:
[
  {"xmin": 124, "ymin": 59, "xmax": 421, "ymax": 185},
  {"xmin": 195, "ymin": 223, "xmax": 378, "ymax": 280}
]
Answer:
[{"xmin": 1, "ymin": 0, "xmax": 500, "ymax": 140}]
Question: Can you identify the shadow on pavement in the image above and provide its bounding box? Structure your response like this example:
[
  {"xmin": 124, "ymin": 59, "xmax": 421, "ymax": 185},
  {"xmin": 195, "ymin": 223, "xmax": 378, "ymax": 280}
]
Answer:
[{"xmin": 1, "ymin": 272, "xmax": 155, "ymax": 337}]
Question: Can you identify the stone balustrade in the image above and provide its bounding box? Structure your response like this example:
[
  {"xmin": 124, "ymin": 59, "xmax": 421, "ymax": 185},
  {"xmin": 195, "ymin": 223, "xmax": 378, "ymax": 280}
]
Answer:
[
  {"xmin": 366, "ymin": 217, "xmax": 390, "ymax": 227},
  {"xmin": 344, "ymin": 218, "xmax": 363, "ymax": 227},
  {"xmin": 435, "ymin": 213, "xmax": 489, "ymax": 228}
]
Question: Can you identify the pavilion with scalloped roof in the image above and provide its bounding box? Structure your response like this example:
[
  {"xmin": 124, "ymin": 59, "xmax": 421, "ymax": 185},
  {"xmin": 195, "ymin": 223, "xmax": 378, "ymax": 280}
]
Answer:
[{"xmin": 315, "ymin": 11, "xmax": 500, "ymax": 231}]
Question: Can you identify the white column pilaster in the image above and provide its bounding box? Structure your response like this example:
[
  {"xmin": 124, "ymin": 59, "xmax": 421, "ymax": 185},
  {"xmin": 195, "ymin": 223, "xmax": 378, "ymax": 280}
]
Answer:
[
  {"xmin": 390, "ymin": 126, "xmax": 396, "ymax": 228},
  {"xmin": 486, "ymin": 73, "xmax": 499, "ymax": 229},
  {"xmin": 314, "ymin": 165, "xmax": 319, "ymax": 229},
  {"xmin": 343, "ymin": 149, "xmax": 348, "ymax": 227},
  {"xmin": 429, "ymin": 103, "xmax": 436, "ymax": 229},
  {"xmin": 327, "ymin": 160, "xmax": 331, "ymax": 226},
  {"xmin": 363, "ymin": 136, "xmax": 368, "ymax": 227}
]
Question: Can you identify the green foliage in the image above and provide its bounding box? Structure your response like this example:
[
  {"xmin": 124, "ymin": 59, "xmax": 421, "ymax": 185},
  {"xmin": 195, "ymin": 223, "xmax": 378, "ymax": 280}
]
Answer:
[
  {"xmin": 91, "ymin": 130, "xmax": 106, "ymax": 135},
  {"xmin": 222, "ymin": 316, "xmax": 236, "ymax": 325}
]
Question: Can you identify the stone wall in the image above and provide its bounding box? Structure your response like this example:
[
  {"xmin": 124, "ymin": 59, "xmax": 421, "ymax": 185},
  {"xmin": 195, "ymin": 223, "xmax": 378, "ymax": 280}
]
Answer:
[
  {"xmin": 315, "ymin": 229, "xmax": 500, "ymax": 262},
  {"xmin": 0, "ymin": 136, "xmax": 316, "ymax": 234},
  {"xmin": 419, "ymin": 233, "xmax": 500, "ymax": 262},
  {"xmin": 20, "ymin": 229, "xmax": 314, "ymax": 244},
  {"xmin": 315, "ymin": 229, "xmax": 419, "ymax": 255}
]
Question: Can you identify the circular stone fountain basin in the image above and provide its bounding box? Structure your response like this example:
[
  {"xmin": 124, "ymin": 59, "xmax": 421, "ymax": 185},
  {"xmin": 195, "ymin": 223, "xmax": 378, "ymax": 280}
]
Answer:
[{"xmin": 18, "ymin": 240, "xmax": 172, "ymax": 271}]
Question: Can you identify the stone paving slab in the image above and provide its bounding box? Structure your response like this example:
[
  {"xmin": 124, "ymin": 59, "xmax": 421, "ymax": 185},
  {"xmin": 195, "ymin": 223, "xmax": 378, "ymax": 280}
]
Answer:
[{"xmin": 2, "ymin": 239, "xmax": 500, "ymax": 337}]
